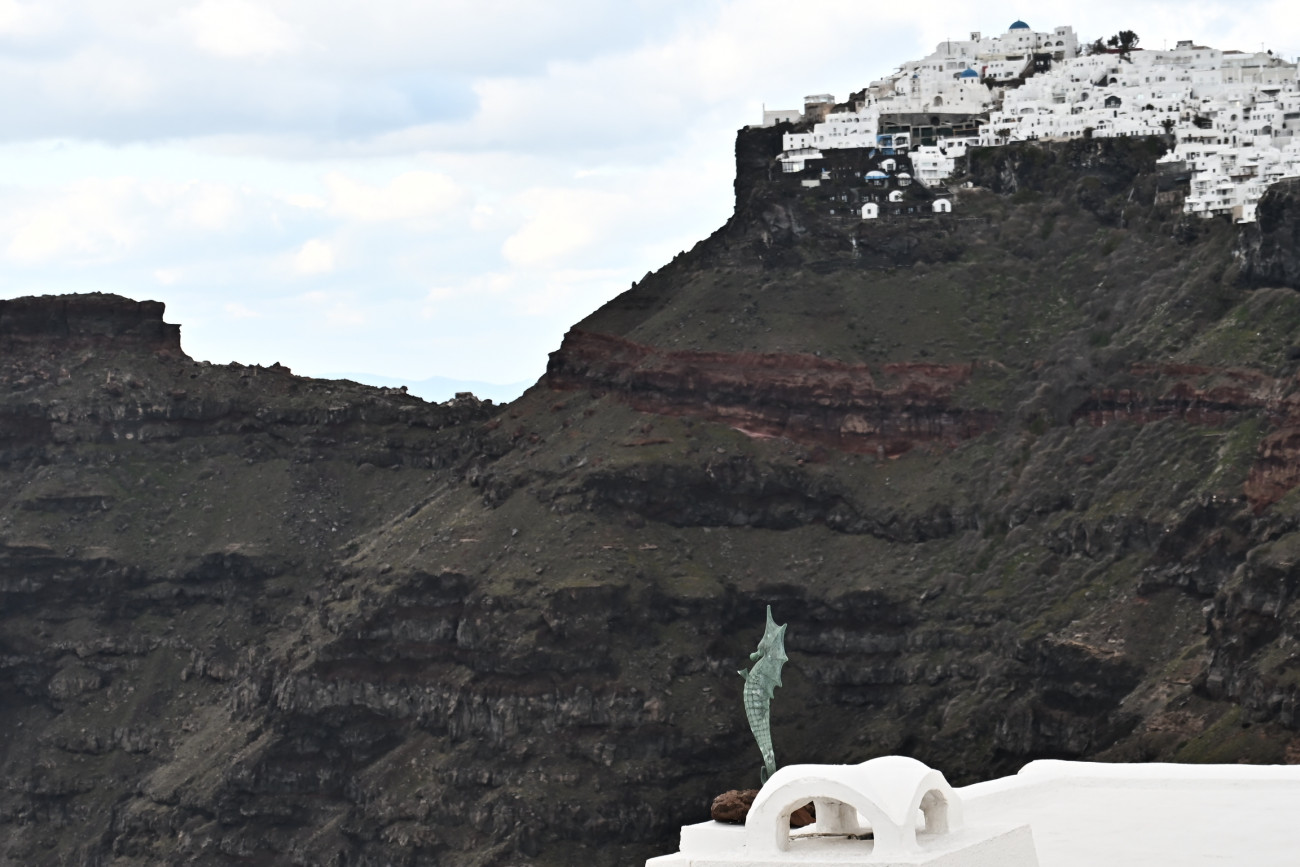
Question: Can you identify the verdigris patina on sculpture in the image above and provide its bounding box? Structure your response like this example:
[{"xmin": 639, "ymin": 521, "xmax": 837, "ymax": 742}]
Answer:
[{"xmin": 739, "ymin": 606, "xmax": 788, "ymax": 784}]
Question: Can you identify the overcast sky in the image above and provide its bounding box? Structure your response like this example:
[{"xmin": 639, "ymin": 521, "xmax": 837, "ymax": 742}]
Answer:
[{"xmin": 0, "ymin": 1, "xmax": 1294, "ymax": 396}]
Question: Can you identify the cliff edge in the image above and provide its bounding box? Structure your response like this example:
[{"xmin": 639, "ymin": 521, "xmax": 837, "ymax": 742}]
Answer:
[{"xmin": 6, "ymin": 129, "xmax": 1300, "ymax": 867}]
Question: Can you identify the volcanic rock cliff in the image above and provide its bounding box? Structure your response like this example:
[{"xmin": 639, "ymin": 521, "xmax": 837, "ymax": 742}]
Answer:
[{"xmin": 7, "ymin": 129, "xmax": 1300, "ymax": 867}]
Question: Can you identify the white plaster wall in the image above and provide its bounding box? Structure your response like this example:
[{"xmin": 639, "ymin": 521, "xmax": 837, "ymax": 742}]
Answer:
[
  {"xmin": 649, "ymin": 761, "xmax": 1300, "ymax": 866},
  {"xmin": 959, "ymin": 761, "xmax": 1300, "ymax": 867}
]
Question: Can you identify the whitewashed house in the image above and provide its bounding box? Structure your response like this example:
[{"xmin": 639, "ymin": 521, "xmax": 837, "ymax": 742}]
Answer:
[{"xmin": 766, "ymin": 22, "xmax": 1300, "ymax": 221}]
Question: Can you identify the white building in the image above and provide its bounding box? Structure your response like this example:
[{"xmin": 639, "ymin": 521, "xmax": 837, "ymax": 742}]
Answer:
[
  {"xmin": 981, "ymin": 40, "xmax": 1299, "ymax": 221},
  {"xmin": 912, "ymin": 138, "xmax": 979, "ymax": 186},
  {"xmin": 774, "ymin": 21, "xmax": 1080, "ymax": 164},
  {"xmin": 766, "ymin": 23, "xmax": 1300, "ymax": 222}
]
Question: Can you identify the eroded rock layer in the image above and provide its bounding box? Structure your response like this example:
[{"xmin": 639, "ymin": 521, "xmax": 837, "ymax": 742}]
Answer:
[
  {"xmin": 6, "ymin": 133, "xmax": 1300, "ymax": 867},
  {"xmin": 546, "ymin": 330, "xmax": 997, "ymax": 455}
]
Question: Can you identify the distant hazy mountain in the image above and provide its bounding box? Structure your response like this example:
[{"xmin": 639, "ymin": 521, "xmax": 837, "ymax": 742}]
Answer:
[{"xmin": 319, "ymin": 371, "xmax": 534, "ymax": 404}]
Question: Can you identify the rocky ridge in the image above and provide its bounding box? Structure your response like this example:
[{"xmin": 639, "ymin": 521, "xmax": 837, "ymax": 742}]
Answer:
[{"xmin": 5, "ymin": 129, "xmax": 1300, "ymax": 867}]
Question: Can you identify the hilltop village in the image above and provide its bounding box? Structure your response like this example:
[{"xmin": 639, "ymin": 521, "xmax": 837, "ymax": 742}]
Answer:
[{"xmin": 766, "ymin": 20, "xmax": 1300, "ymax": 222}]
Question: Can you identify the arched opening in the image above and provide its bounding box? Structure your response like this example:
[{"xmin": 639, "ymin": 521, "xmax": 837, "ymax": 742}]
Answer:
[
  {"xmin": 744, "ymin": 757, "xmax": 966, "ymax": 861},
  {"xmin": 919, "ymin": 789, "xmax": 952, "ymax": 834},
  {"xmin": 933, "ymin": 95, "xmax": 944, "ymax": 107},
  {"xmin": 805, "ymin": 798, "xmax": 866, "ymax": 838},
  {"xmin": 755, "ymin": 790, "xmax": 889, "ymax": 854}
]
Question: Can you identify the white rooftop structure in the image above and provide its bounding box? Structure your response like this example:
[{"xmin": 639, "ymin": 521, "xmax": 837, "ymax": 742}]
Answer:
[{"xmin": 647, "ymin": 758, "xmax": 1300, "ymax": 866}]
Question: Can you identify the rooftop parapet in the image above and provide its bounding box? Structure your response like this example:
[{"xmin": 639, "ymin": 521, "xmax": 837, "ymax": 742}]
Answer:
[{"xmin": 646, "ymin": 756, "xmax": 1038, "ymax": 866}]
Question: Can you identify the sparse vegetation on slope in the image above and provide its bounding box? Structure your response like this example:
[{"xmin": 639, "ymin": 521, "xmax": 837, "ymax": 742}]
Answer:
[{"xmin": 6, "ymin": 131, "xmax": 1300, "ymax": 867}]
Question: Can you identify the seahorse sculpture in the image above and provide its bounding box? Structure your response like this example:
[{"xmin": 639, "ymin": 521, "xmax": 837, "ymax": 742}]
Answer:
[{"xmin": 738, "ymin": 605, "xmax": 788, "ymax": 785}]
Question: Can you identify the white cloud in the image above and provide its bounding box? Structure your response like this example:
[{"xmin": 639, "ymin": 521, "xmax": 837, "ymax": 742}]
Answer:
[
  {"xmin": 0, "ymin": 1, "xmax": 1284, "ymax": 149},
  {"xmin": 501, "ymin": 188, "xmax": 631, "ymax": 268},
  {"xmin": 175, "ymin": 182, "xmax": 241, "ymax": 230},
  {"xmin": 282, "ymin": 191, "xmax": 327, "ymax": 210},
  {"xmin": 224, "ymin": 301, "xmax": 260, "ymax": 318},
  {"xmin": 293, "ymin": 289, "xmax": 367, "ymax": 328},
  {"xmin": 469, "ymin": 203, "xmax": 501, "ymax": 231},
  {"xmin": 325, "ymin": 303, "xmax": 365, "ymax": 326},
  {"xmin": 0, "ymin": 0, "xmax": 59, "ymax": 38},
  {"xmin": 4, "ymin": 178, "xmax": 140, "ymax": 265},
  {"xmin": 0, "ymin": 176, "xmax": 293, "ymax": 270},
  {"xmin": 423, "ymin": 272, "xmax": 515, "ymax": 317},
  {"xmin": 185, "ymin": 0, "xmax": 298, "ymax": 59},
  {"xmin": 323, "ymin": 170, "xmax": 468, "ymax": 222},
  {"xmin": 294, "ymin": 238, "xmax": 335, "ymax": 274},
  {"xmin": 517, "ymin": 267, "xmax": 628, "ymax": 317},
  {"xmin": 502, "ymin": 212, "xmax": 595, "ymax": 268},
  {"xmin": 30, "ymin": 48, "xmax": 159, "ymax": 118},
  {"xmin": 0, "ymin": 0, "xmax": 27, "ymax": 32}
]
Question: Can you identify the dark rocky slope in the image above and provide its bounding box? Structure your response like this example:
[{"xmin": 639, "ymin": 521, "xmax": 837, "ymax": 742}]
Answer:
[{"xmin": 6, "ymin": 131, "xmax": 1300, "ymax": 866}]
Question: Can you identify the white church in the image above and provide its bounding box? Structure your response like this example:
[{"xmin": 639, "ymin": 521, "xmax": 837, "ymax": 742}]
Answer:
[{"xmin": 765, "ymin": 21, "xmax": 1300, "ymax": 222}]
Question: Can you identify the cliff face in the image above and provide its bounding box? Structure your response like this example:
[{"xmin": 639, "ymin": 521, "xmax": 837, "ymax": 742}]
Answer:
[
  {"xmin": 0, "ymin": 296, "xmax": 502, "ymax": 865},
  {"xmin": 1237, "ymin": 179, "xmax": 1300, "ymax": 290},
  {"xmin": 0, "ymin": 293, "xmax": 182, "ymax": 350},
  {"xmin": 7, "ymin": 132, "xmax": 1300, "ymax": 867},
  {"xmin": 546, "ymin": 330, "xmax": 997, "ymax": 455}
]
